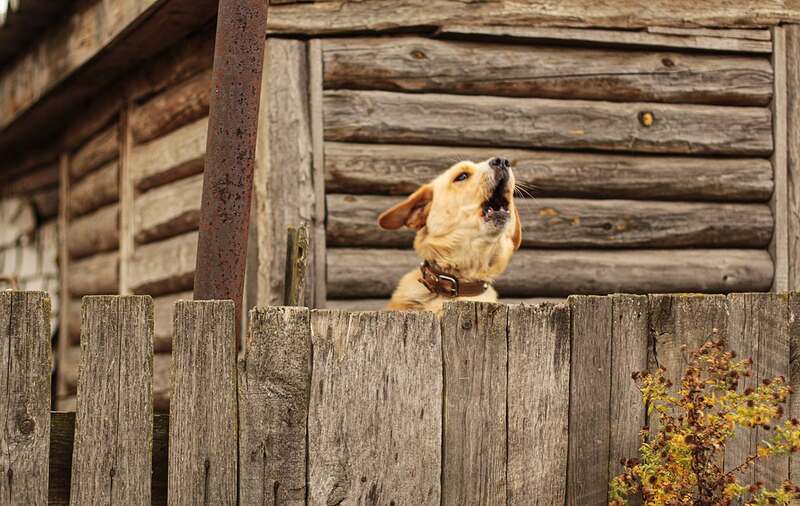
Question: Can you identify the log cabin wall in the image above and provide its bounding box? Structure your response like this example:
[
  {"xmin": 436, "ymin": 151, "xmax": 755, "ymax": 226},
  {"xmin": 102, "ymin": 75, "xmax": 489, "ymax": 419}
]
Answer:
[{"xmin": 315, "ymin": 29, "xmax": 782, "ymax": 310}]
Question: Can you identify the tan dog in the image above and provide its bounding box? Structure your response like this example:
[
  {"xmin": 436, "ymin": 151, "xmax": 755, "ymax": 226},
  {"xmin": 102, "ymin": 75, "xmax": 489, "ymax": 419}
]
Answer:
[{"xmin": 378, "ymin": 157, "xmax": 521, "ymax": 314}]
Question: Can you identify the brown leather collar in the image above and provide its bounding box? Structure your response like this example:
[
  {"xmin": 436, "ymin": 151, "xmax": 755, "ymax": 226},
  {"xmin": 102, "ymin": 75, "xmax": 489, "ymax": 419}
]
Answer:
[{"xmin": 419, "ymin": 261, "xmax": 490, "ymax": 298}]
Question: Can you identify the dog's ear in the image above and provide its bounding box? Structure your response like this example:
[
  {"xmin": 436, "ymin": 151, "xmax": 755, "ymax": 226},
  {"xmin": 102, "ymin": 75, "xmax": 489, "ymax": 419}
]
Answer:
[
  {"xmin": 512, "ymin": 204, "xmax": 522, "ymax": 250},
  {"xmin": 378, "ymin": 185, "xmax": 433, "ymax": 230}
]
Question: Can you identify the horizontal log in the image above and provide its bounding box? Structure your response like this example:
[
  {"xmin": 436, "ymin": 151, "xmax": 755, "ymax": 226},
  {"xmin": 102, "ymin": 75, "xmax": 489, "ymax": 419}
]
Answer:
[
  {"xmin": 325, "ymin": 297, "xmax": 567, "ymax": 311},
  {"xmin": 68, "ymin": 251, "xmax": 119, "ymax": 296},
  {"xmin": 7, "ymin": 162, "xmax": 58, "ymax": 194},
  {"xmin": 152, "ymin": 291, "xmax": 193, "ymax": 353},
  {"xmin": 70, "ymin": 124, "xmax": 119, "ymax": 180},
  {"xmin": 67, "ymin": 203, "xmax": 119, "ymax": 259},
  {"xmin": 130, "ymin": 116, "xmax": 206, "ymax": 191},
  {"xmin": 130, "ymin": 68, "xmax": 211, "ymax": 145},
  {"xmin": 31, "ymin": 186, "xmax": 58, "ymax": 219},
  {"xmin": 129, "ymin": 231, "xmax": 197, "ymax": 296},
  {"xmin": 324, "ymin": 143, "xmax": 774, "ymax": 202},
  {"xmin": 646, "ymin": 27, "xmax": 772, "ymax": 41},
  {"xmin": 436, "ymin": 26, "xmax": 773, "ymax": 53},
  {"xmin": 324, "ymin": 91, "xmax": 773, "ymax": 156},
  {"xmin": 326, "ymin": 248, "xmax": 773, "ymax": 298},
  {"xmin": 134, "ymin": 173, "xmax": 202, "ymax": 244},
  {"xmin": 326, "ymin": 194, "xmax": 773, "ymax": 249},
  {"xmin": 322, "ymin": 37, "xmax": 773, "ymax": 106},
  {"xmin": 69, "ymin": 160, "xmax": 118, "ymax": 218}
]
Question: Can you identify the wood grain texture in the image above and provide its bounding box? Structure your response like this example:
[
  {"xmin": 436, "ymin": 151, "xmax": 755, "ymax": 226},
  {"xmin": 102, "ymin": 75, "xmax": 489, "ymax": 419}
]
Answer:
[
  {"xmin": 438, "ymin": 25, "xmax": 774, "ymax": 53},
  {"xmin": 787, "ymin": 25, "xmax": 800, "ymax": 291},
  {"xmin": 325, "ymin": 297, "xmax": 567, "ymax": 311},
  {"xmin": 265, "ymin": 1, "xmax": 800, "ymax": 34},
  {"xmin": 239, "ymin": 307, "xmax": 310, "ymax": 506},
  {"xmin": 326, "ymin": 248, "xmax": 774, "ymax": 299},
  {"xmin": 789, "ymin": 293, "xmax": 800, "ymax": 483},
  {"xmin": 726, "ymin": 293, "xmax": 790, "ymax": 488},
  {"xmin": 646, "ymin": 26, "xmax": 772, "ymax": 41},
  {"xmin": 324, "ymin": 90, "xmax": 773, "ymax": 156},
  {"xmin": 69, "ymin": 296, "xmax": 153, "ymax": 505},
  {"xmin": 68, "ymin": 160, "xmax": 119, "ymax": 218},
  {"xmin": 567, "ymin": 295, "xmax": 612, "ymax": 506},
  {"xmin": 251, "ymin": 39, "xmax": 316, "ymax": 308},
  {"xmin": 169, "ymin": 301, "xmax": 237, "ymax": 506},
  {"xmin": 322, "ymin": 36, "xmax": 773, "ymax": 106},
  {"xmin": 134, "ymin": 173, "xmax": 202, "ymax": 245},
  {"xmin": 325, "ymin": 142, "xmax": 773, "ymax": 202},
  {"xmin": 507, "ymin": 302, "xmax": 570, "ymax": 505},
  {"xmin": 309, "ymin": 310, "xmax": 442, "ymax": 506},
  {"xmin": 327, "ymin": 194, "xmax": 773, "ymax": 249},
  {"xmin": 771, "ymin": 26, "xmax": 789, "ymax": 292},
  {"xmin": 67, "ymin": 203, "xmax": 119, "ymax": 259},
  {"xmin": 441, "ymin": 302, "xmax": 507, "ymax": 505},
  {"xmin": 608, "ymin": 295, "xmax": 648, "ymax": 482},
  {"xmin": 68, "ymin": 251, "xmax": 119, "ymax": 296},
  {"xmin": 0, "ymin": 291, "xmax": 51, "ymax": 506},
  {"xmin": 70, "ymin": 124, "xmax": 119, "ymax": 181},
  {"xmin": 130, "ymin": 116, "xmax": 207, "ymax": 191},
  {"xmin": 129, "ymin": 68, "xmax": 211, "ymax": 145},
  {"xmin": 129, "ymin": 231, "xmax": 197, "ymax": 296}
]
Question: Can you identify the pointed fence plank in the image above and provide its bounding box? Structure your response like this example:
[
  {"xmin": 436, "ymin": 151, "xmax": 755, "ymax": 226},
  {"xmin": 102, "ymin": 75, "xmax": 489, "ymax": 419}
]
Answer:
[
  {"xmin": 239, "ymin": 307, "xmax": 311, "ymax": 505},
  {"xmin": 507, "ymin": 302, "xmax": 570, "ymax": 505},
  {"xmin": 169, "ymin": 301, "xmax": 237, "ymax": 506},
  {"xmin": 0, "ymin": 291, "xmax": 51, "ymax": 506},
  {"xmin": 69, "ymin": 295, "xmax": 153, "ymax": 505},
  {"xmin": 441, "ymin": 302, "xmax": 508, "ymax": 506},
  {"xmin": 567, "ymin": 295, "xmax": 612, "ymax": 506},
  {"xmin": 308, "ymin": 310, "xmax": 442, "ymax": 506}
]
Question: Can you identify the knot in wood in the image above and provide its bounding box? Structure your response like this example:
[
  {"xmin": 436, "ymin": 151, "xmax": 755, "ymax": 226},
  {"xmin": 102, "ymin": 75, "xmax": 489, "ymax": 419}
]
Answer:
[
  {"xmin": 461, "ymin": 319, "xmax": 473, "ymax": 330},
  {"xmin": 639, "ymin": 111, "xmax": 655, "ymax": 127},
  {"xmin": 411, "ymin": 50, "xmax": 427, "ymax": 60},
  {"xmin": 16, "ymin": 414, "xmax": 34, "ymax": 435}
]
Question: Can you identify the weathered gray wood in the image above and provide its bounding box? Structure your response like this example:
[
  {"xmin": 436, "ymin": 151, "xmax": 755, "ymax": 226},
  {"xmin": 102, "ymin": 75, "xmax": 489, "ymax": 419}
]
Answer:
[
  {"xmin": 308, "ymin": 310, "xmax": 442, "ymax": 505},
  {"xmin": 169, "ymin": 301, "xmax": 237, "ymax": 506},
  {"xmin": 507, "ymin": 302, "xmax": 570, "ymax": 505},
  {"xmin": 327, "ymin": 248, "xmax": 774, "ymax": 298},
  {"xmin": 325, "ymin": 142, "xmax": 773, "ymax": 202},
  {"xmin": 283, "ymin": 224, "xmax": 310, "ymax": 306},
  {"xmin": 129, "ymin": 231, "xmax": 197, "ymax": 296},
  {"xmin": 130, "ymin": 116, "xmax": 207, "ymax": 192},
  {"xmin": 239, "ymin": 307, "xmax": 311, "ymax": 505},
  {"xmin": 134, "ymin": 173, "xmax": 202, "ymax": 244},
  {"xmin": 441, "ymin": 302, "xmax": 507, "ymax": 505},
  {"xmin": 69, "ymin": 296, "xmax": 153, "ymax": 505},
  {"xmin": 67, "ymin": 203, "xmax": 119, "ymax": 259},
  {"xmin": 789, "ymin": 293, "xmax": 800, "ymax": 483},
  {"xmin": 322, "ymin": 37, "xmax": 772, "ymax": 106},
  {"xmin": 70, "ymin": 124, "xmax": 119, "ymax": 180},
  {"xmin": 324, "ymin": 90, "xmax": 773, "ymax": 156},
  {"xmin": 726, "ymin": 293, "xmax": 790, "ymax": 488},
  {"xmin": 324, "ymin": 297, "xmax": 567, "ymax": 311},
  {"xmin": 130, "ymin": 68, "xmax": 211, "ymax": 145},
  {"xmin": 567, "ymin": 295, "xmax": 612, "ymax": 506},
  {"xmin": 772, "ymin": 26, "xmax": 789, "ymax": 292},
  {"xmin": 327, "ymin": 194, "xmax": 773, "ymax": 249},
  {"xmin": 68, "ymin": 160, "xmax": 119, "ymax": 218},
  {"xmin": 608, "ymin": 295, "xmax": 648, "ymax": 483},
  {"xmin": 646, "ymin": 26, "xmax": 772, "ymax": 41},
  {"xmin": 787, "ymin": 25, "xmax": 800, "ymax": 291},
  {"xmin": 438, "ymin": 25, "xmax": 774, "ymax": 53},
  {"xmin": 309, "ymin": 38, "xmax": 327, "ymax": 308},
  {"xmin": 68, "ymin": 251, "xmax": 119, "ymax": 296},
  {"xmin": 251, "ymin": 39, "xmax": 316, "ymax": 308},
  {"xmin": 0, "ymin": 291, "xmax": 51, "ymax": 506}
]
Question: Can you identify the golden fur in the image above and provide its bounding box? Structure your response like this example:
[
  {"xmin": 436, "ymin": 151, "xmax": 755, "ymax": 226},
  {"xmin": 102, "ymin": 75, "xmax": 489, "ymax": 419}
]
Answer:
[{"xmin": 377, "ymin": 158, "xmax": 521, "ymax": 314}]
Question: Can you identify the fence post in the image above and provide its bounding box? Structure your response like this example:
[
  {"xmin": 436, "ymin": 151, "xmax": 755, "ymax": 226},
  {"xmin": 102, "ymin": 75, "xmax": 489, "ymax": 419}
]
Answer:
[
  {"xmin": 441, "ymin": 301, "xmax": 508, "ymax": 506},
  {"xmin": 239, "ymin": 306, "xmax": 311, "ymax": 505},
  {"xmin": 69, "ymin": 295, "xmax": 153, "ymax": 505},
  {"xmin": 169, "ymin": 300, "xmax": 237, "ymax": 506},
  {"xmin": 0, "ymin": 291, "xmax": 51, "ymax": 506}
]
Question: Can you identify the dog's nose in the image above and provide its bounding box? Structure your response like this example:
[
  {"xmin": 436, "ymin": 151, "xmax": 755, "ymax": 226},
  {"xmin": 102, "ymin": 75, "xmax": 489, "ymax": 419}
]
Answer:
[{"xmin": 489, "ymin": 157, "xmax": 510, "ymax": 170}]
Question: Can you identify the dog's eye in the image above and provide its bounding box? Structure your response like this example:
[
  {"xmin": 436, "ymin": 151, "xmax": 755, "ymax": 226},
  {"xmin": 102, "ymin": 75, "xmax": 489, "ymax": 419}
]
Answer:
[{"xmin": 454, "ymin": 172, "xmax": 470, "ymax": 182}]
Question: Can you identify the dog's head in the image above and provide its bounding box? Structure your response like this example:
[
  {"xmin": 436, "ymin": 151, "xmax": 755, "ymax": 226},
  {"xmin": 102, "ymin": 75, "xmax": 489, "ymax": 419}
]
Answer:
[{"xmin": 378, "ymin": 157, "xmax": 522, "ymax": 281}]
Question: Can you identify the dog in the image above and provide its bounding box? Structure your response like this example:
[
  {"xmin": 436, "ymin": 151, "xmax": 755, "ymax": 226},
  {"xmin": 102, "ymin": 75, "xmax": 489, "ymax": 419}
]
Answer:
[{"xmin": 378, "ymin": 157, "xmax": 521, "ymax": 314}]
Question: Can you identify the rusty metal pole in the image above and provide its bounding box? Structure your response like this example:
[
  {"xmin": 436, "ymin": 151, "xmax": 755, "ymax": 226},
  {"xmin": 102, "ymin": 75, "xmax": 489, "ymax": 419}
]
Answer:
[{"xmin": 193, "ymin": 0, "xmax": 268, "ymax": 336}]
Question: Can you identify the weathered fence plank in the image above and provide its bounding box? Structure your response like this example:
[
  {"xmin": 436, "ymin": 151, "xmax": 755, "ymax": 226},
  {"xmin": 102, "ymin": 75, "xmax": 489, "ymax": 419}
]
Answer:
[
  {"xmin": 239, "ymin": 307, "xmax": 311, "ymax": 505},
  {"xmin": 442, "ymin": 302, "xmax": 507, "ymax": 506},
  {"xmin": 69, "ymin": 296, "xmax": 153, "ymax": 505},
  {"xmin": 324, "ymin": 90, "xmax": 773, "ymax": 156},
  {"xmin": 0, "ymin": 291, "xmax": 51, "ymax": 506},
  {"xmin": 789, "ymin": 293, "xmax": 800, "ymax": 484},
  {"xmin": 169, "ymin": 301, "xmax": 237, "ymax": 506},
  {"xmin": 567, "ymin": 295, "xmax": 612, "ymax": 506},
  {"xmin": 309, "ymin": 310, "xmax": 442, "ymax": 505},
  {"xmin": 507, "ymin": 302, "xmax": 570, "ymax": 505}
]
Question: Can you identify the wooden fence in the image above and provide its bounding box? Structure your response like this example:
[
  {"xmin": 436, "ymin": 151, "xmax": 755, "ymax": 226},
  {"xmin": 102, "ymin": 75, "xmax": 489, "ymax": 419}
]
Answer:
[{"xmin": 2, "ymin": 290, "xmax": 799, "ymax": 505}]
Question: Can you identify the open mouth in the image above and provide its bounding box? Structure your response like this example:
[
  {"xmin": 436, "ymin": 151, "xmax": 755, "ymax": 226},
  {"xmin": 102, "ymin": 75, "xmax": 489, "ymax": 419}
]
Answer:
[{"xmin": 482, "ymin": 173, "xmax": 511, "ymax": 225}]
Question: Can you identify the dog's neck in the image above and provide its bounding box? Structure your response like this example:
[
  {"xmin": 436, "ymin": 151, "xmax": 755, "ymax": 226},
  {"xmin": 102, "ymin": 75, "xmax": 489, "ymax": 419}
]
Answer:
[{"xmin": 418, "ymin": 261, "xmax": 490, "ymax": 298}]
